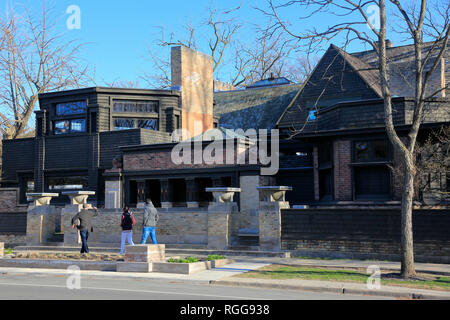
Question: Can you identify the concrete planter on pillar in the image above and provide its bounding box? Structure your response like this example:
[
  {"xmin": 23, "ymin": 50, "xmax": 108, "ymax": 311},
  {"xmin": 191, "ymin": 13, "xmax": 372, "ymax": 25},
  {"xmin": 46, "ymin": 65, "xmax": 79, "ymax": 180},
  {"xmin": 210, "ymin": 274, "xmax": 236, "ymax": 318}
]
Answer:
[
  {"xmin": 61, "ymin": 191, "xmax": 95, "ymax": 246},
  {"xmin": 257, "ymin": 186, "xmax": 292, "ymax": 251},
  {"xmin": 206, "ymin": 188, "xmax": 241, "ymax": 250},
  {"xmin": 26, "ymin": 193, "xmax": 59, "ymax": 245}
]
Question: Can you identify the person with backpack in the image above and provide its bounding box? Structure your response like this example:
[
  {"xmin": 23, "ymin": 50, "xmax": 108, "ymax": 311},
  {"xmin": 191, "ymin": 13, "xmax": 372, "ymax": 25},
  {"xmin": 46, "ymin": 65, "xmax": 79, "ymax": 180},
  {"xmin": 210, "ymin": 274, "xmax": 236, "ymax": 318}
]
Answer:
[
  {"xmin": 120, "ymin": 207, "xmax": 135, "ymax": 255},
  {"xmin": 141, "ymin": 198, "xmax": 159, "ymax": 245},
  {"xmin": 71, "ymin": 203, "xmax": 98, "ymax": 254}
]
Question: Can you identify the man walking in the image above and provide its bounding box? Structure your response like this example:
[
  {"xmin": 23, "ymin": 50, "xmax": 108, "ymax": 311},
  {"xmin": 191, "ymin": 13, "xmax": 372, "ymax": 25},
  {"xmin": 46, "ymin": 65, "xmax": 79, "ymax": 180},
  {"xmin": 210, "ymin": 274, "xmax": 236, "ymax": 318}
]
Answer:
[
  {"xmin": 71, "ymin": 203, "xmax": 98, "ymax": 254},
  {"xmin": 141, "ymin": 198, "xmax": 159, "ymax": 244}
]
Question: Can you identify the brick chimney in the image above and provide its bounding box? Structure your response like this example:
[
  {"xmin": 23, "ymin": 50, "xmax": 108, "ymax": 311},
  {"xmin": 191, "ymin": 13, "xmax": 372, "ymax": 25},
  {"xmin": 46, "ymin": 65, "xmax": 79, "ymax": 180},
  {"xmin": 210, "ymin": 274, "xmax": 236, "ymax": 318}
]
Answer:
[{"xmin": 171, "ymin": 46, "xmax": 214, "ymax": 140}]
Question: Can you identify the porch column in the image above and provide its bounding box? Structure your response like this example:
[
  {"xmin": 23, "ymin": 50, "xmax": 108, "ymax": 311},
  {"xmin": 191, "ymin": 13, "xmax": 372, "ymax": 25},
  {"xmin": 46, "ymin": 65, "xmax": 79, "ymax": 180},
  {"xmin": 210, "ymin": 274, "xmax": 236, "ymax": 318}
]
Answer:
[
  {"xmin": 206, "ymin": 187, "xmax": 241, "ymax": 250},
  {"xmin": 26, "ymin": 193, "xmax": 59, "ymax": 245},
  {"xmin": 257, "ymin": 186, "xmax": 292, "ymax": 251},
  {"xmin": 160, "ymin": 179, "xmax": 173, "ymax": 209},
  {"xmin": 186, "ymin": 178, "xmax": 199, "ymax": 208}
]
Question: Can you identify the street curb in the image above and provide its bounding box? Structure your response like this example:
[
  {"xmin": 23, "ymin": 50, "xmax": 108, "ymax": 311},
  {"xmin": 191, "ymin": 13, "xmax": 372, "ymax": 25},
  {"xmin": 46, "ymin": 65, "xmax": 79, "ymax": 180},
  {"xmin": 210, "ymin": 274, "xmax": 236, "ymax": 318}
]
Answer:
[{"xmin": 209, "ymin": 280, "xmax": 450, "ymax": 300}]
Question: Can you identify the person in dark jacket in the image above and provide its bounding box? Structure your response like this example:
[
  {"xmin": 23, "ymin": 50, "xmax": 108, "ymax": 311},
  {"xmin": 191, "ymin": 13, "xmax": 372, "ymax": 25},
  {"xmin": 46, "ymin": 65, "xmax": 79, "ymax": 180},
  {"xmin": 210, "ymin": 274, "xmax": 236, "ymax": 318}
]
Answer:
[
  {"xmin": 120, "ymin": 207, "xmax": 135, "ymax": 255},
  {"xmin": 71, "ymin": 203, "xmax": 98, "ymax": 254},
  {"xmin": 140, "ymin": 198, "xmax": 159, "ymax": 245}
]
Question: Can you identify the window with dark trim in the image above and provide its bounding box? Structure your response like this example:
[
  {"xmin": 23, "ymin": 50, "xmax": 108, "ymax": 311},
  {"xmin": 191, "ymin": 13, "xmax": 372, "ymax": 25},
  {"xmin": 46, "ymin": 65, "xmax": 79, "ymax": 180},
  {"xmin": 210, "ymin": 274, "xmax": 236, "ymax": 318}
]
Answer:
[
  {"xmin": 55, "ymin": 101, "xmax": 87, "ymax": 116},
  {"xmin": 354, "ymin": 140, "xmax": 389, "ymax": 162},
  {"xmin": 48, "ymin": 176, "xmax": 88, "ymax": 191},
  {"xmin": 114, "ymin": 118, "xmax": 158, "ymax": 131},
  {"xmin": 54, "ymin": 119, "xmax": 86, "ymax": 135},
  {"xmin": 113, "ymin": 100, "xmax": 158, "ymax": 113}
]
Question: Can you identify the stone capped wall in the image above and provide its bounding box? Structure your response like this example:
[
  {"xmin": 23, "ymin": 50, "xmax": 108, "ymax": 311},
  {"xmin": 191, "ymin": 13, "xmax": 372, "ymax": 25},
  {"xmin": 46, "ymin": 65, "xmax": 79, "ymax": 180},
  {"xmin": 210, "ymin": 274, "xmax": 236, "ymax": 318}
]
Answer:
[{"xmin": 63, "ymin": 208, "xmax": 209, "ymax": 246}]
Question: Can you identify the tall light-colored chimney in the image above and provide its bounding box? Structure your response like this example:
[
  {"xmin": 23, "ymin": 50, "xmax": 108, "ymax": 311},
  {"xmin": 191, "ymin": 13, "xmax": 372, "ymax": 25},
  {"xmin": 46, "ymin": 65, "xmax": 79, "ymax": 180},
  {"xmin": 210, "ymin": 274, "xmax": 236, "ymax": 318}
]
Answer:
[{"xmin": 171, "ymin": 46, "xmax": 214, "ymax": 140}]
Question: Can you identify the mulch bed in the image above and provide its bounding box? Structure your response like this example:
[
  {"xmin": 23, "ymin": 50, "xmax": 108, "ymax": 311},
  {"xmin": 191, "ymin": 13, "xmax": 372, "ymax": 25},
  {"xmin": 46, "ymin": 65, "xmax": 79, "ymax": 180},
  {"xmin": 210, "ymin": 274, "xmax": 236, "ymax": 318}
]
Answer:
[{"xmin": 9, "ymin": 252, "xmax": 124, "ymax": 262}]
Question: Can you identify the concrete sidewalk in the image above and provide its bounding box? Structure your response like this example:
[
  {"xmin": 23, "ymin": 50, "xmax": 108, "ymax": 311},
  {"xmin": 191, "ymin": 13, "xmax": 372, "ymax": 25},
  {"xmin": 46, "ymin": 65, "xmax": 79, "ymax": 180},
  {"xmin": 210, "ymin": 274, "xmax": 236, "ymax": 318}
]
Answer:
[
  {"xmin": 233, "ymin": 256, "xmax": 450, "ymax": 276},
  {"xmin": 1, "ymin": 258, "xmax": 449, "ymax": 299}
]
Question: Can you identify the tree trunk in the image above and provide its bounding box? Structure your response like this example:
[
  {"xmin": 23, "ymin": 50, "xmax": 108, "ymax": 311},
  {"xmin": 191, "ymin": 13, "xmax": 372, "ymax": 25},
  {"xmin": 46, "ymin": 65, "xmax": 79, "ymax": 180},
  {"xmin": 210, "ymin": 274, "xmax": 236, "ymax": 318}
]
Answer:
[{"xmin": 400, "ymin": 161, "xmax": 417, "ymax": 278}]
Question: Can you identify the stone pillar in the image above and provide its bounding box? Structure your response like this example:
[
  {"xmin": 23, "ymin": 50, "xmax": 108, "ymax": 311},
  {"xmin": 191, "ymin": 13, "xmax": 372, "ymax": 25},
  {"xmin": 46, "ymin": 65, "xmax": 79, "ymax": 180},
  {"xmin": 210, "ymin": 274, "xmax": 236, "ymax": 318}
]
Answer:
[
  {"xmin": 26, "ymin": 193, "xmax": 59, "ymax": 245},
  {"xmin": 61, "ymin": 191, "xmax": 95, "ymax": 246},
  {"xmin": 104, "ymin": 170, "xmax": 123, "ymax": 209},
  {"xmin": 0, "ymin": 242, "xmax": 4, "ymax": 257},
  {"xmin": 206, "ymin": 188, "xmax": 241, "ymax": 250},
  {"xmin": 161, "ymin": 179, "xmax": 173, "ymax": 209},
  {"xmin": 257, "ymin": 186, "xmax": 292, "ymax": 251},
  {"xmin": 136, "ymin": 180, "xmax": 146, "ymax": 208},
  {"xmin": 186, "ymin": 178, "xmax": 199, "ymax": 208}
]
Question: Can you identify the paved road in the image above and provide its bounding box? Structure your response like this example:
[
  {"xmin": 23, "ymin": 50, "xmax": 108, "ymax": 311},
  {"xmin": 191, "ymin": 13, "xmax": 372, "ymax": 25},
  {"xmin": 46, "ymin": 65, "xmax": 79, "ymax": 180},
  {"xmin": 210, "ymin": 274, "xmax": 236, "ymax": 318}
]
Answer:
[{"xmin": 0, "ymin": 273, "xmax": 388, "ymax": 300}]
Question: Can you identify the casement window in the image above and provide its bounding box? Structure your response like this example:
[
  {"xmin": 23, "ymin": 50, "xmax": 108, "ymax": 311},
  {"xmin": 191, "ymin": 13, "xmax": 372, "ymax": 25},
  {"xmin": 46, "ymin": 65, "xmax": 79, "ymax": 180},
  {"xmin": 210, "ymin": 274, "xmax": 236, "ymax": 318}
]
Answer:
[
  {"xmin": 55, "ymin": 101, "xmax": 87, "ymax": 116},
  {"xmin": 113, "ymin": 100, "xmax": 158, "ymax": 114},
  {"xmin": 113, "ymin": 118, "xmax": 159, "ymax": 131},
  {"xmin": 54, "ymin": 119, "xmax": 86, "ymax": 134},
  {"xmin": 353, "ymin": 139, "xmax": 391, "ymax": 200},
  {"xmin": 48, "ymin": 176, "xmax": 88, "ymax": 191},
  {"xmin": 354, "ymin": 140, "xmax": 389, "ymax": 162},
  {"xmin": 318, "ymin": 142, "xmax": 334, "ymax": 200}
]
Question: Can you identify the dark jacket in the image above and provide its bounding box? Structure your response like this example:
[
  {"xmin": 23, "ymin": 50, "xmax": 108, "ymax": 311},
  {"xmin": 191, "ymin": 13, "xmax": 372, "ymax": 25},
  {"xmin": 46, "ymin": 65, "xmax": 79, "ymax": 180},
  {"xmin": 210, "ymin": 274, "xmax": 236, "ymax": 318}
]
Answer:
[
  {"xmin": 71, "ymin": 209, "xmax": 98, "ymax": 231},
  {"xmin": 143, "ymin": 202, "xmax": 159, "ymax": 227},
  {"xmin": 121, "ymin": 211, "xmax": 136, "ymax": 231}
]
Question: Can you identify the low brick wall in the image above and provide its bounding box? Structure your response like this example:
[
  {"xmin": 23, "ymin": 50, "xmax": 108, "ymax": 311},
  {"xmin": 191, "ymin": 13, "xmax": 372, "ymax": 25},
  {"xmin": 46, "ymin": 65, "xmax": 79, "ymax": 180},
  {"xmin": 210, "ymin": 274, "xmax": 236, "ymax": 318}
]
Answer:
[
  {"xmin": 0, "ymin": 212, "xmax": 27, "ymax": 248},
  {"xmin": 0, "ymin": 234, "xmax": 26, "ymax": 248},
  {"xmin": 281, "ymin": 208, "xmax": 450, "ymax": 263},
  {"xmin": 64, "ymin": 208, "xmax": 209, "ymax": 246},
  {"xmin": 0, "ymin": 189, "xmax": 21, "ymax": 212}
]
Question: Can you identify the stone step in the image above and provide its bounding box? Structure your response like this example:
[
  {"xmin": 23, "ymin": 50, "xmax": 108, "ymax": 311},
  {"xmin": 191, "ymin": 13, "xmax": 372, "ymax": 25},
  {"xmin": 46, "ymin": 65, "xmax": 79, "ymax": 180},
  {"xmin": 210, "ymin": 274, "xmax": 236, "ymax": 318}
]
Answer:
[{"xmin": 14, "ymin": 245, "xmax": 290, "ymax": 258}]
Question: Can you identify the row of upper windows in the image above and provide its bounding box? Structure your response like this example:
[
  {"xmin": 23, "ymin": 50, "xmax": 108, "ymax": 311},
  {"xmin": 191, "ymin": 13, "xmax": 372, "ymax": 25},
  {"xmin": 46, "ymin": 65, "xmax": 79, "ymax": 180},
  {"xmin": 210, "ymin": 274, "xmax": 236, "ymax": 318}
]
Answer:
[
  {"xmin": 52, "ymin": 100, "xmax": 160, "ymax": 134},
  {"xmin": 54, "ymin": 100, "xmax": 159, "ymax": 115}
]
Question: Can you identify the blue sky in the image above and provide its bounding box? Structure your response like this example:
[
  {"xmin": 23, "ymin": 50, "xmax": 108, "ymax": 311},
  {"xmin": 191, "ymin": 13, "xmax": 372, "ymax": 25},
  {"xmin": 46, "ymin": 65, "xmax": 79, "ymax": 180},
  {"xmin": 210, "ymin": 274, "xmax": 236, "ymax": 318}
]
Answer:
[{"xmin": 0, "ymin": 0, "xmax": 417, "ymax": 87}]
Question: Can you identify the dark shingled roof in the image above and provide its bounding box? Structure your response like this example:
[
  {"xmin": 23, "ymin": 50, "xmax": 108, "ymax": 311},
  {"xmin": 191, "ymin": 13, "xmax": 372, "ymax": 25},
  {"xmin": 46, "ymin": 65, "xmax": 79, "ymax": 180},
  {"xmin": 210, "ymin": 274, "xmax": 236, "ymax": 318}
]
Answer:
[{"xmin": 213, "ymin": 84, "xmax": 302, "ymax": 130}]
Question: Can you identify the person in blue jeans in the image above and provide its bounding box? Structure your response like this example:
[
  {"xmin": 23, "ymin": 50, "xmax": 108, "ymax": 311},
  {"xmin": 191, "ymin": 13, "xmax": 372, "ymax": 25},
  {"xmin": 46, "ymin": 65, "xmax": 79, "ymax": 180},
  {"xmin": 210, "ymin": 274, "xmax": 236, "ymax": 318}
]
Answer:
[
  {"xmin": 141, "ymin": 199, "xmax": 159, "ymax": 244},
  {"xmin": 71, "ymin": 203, "xmax": 98, "ymax": 254}
]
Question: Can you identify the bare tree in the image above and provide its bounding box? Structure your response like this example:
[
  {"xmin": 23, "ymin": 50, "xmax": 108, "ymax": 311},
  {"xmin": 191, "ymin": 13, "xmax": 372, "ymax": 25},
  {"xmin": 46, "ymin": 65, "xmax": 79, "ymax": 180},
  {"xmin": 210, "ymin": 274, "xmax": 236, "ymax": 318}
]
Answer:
[
  {"xmin": 0, "ymin": 4, "xmax": 92, "ymax": 140},
  {"xmin": 416, "ymin": 126, "xmax": 450, "ymax": 200},
  {"xmin": 229, "ymin": 25, "xmax": 299, "ymax": 86},
  {"xmin": 142, "ymin": 7, "xmax": 306, "ymax": 89},
  {"xmin": 262, "ymin": 0, "xmax": 449, "ymax": 278}
]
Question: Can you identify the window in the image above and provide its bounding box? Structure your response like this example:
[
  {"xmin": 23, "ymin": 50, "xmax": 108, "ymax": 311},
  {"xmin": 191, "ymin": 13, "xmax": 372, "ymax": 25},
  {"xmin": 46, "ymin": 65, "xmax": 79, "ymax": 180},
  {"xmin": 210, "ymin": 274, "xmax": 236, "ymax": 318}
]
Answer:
[
  {"xmin": 54, "ymin": 119, "xmax": 86, "ymax": 134},
  {"xmin": 138, "ymin": 119, "xmax": 158, "ymax": 130},
  {"xmin": 71, "ymin": 119, "xmax": 86, "ymax": 133},
  {"xmin": 26, "ymin": 180, "xmax": 35, "ymax": 193},
  {"xmin": 114, "ymin": 118, "xmax": 159, "ymax": 131},
  {"xmin": 354, "ymin": 140, "xmax": 389, "ymax": 162},
  {"xmin": 48, "ymin": 177, "xmax": 88, "ymax": 191},
  {"xmin": 318, "ymin": 142, "xmax": 333, "ymax": 166},
  {"xmin": 56, "ymin": 101, "xmax": 87, "ymax": 116},
  {"xmin": 114, "ymin": 118, "xmax": 134, "ymax": 131},
  {"xmin": 113, "ymin": 100, "xmax": 158, "ymax": 113},
  {"xmin": 354, "ymin": 166, "xmax": 390, "ymax": 200}
]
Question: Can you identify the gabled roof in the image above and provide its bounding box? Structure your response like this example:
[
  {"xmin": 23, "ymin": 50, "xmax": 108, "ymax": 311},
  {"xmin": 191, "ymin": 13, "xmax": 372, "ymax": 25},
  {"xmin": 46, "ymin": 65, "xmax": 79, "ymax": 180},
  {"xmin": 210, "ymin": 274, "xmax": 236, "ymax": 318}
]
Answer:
[
  {"xmin": 332, "ymin": 45, "xmax": 383, "ymax": 97},
  {"xmin": 214, "ymin": 83, "xmax": 302, "ymax": 130}
]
